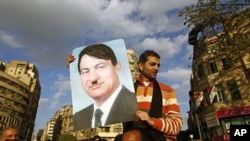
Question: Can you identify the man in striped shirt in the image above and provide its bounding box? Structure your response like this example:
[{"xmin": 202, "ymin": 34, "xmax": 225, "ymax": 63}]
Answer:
[{"xmin": 123, "ymin": 50, "xmax": 183, "ymax": 141}]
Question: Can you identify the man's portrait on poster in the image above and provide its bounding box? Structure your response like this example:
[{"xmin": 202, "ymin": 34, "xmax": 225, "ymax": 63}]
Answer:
[{"xmin": 69, "ymin": 39, "xmax": 137, "ymax": 130}]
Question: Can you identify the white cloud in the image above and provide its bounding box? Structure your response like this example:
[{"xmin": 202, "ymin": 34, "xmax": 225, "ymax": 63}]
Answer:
[
  {"xmin": 53, "ymin": 92, "xmax": 67, "ymax": 100},
  {"xmin": 49, "ymin": 74, "xmax": 71, "ymax": 109},
  {"xmin": 162, "ymin": 67, "xmax": 192, "ymax": 81},
  {"xmin": 53, "ymin": 74, "xmax": 71, "ymax": 92},
  {"xmin": 39, "ymin": 98, "xmax": 49, "ymax": 106},
  {"xmin": 138, "ymin": 35, "xmax": 187, "ymax": 60},
  {"xmin": 0, "ymin": 0, "xmax": 197, "ymax": 46},
  {"xmin": 0, "ymin": 0, "xmax": 197, "ymax": 68},
  {"xmin": 50, "ymin": 92, "xmax": 67, "ymax": 109},
  {"xmin": 50, "ymin": 100, "xmax": 59, "ymax": 110},
  {"xmin": 138, "ymin": 0, "xmax": 197, "ymax": 16},
  {"xmin": 0, "ymin": 31, "xmax": 22, "ymax": 48}
]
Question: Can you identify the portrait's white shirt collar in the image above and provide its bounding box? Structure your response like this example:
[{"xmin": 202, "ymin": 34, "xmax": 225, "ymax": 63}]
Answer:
[{"xmin": 92, "ymin": 84, "xmax": 122, "ymax": 127}]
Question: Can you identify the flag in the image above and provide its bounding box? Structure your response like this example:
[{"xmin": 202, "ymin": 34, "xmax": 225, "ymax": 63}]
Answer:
[
  {"xmin": 194, "ymin": 91, "xmax": 204, "ymax": 107},
  {"xmin": 208, "ymin": 86, "xmax": 217, "ymax": 103}
]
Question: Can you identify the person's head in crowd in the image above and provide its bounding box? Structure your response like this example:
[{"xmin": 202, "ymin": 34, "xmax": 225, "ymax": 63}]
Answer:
[
  {"xmin": 0, "ymin": 126, "xmax": 19, "ymax": 141},
  {"xmin": 122, "ymin": 127, "xmax": 149, "ymax": 141}
]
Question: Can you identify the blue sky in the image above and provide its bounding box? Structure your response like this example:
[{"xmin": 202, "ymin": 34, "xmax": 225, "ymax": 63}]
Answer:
[{"xmin": 0, "ymin": 0, "xmax": 197, "ymax": 135}]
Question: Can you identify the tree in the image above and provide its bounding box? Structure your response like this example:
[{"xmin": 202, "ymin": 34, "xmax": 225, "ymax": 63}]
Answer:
[
  {"xmin": 58, "ymin": 133, "xmax": 77, "ymax": 141},
  {"xmin": 179, "ymin": 0, "xmax": 250, "ymax": 51},
  {"xmin": 179, "ymin": 0, "xmax": 250, "ymax": 99},
  {"xmin": 36, "ymin": 129, "xmax": 44, "ymax": 141}
]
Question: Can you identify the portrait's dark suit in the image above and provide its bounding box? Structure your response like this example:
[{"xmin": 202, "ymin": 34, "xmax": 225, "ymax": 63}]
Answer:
[{"xmin": 73, "ymin": 85, "xmax": 137, "ymax": 130}]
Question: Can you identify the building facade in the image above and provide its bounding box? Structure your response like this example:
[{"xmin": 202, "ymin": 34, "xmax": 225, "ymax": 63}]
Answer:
[
  {"xmin": 40, "ymin": 104, "xmax": 123, "ymax": 141},
  {"xmin": 187, "ymin": 8, "xmax": 250, "ymax": 141},
  {"xmin": 74, "ymin": 123, "xmax": 123, "ymax": 141},
  {"xmin": 40, "ymin": 105, "xmax": 73, "ymax": 141},
  {"xmin": 126, "ymin": 49, "xmax": 140, "ymax": 81},
  {"xmin": 41, "ymin": 118, "xmax": 56, "ymax": 141},
  {"xmin": 0, "ymin": 60, "xmax": 41, "ymax": 141}
]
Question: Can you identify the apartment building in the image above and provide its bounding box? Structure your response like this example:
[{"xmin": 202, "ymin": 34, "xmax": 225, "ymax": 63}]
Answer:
[
  {"xmin": 126, "ymin": 49, "xmax": 140, "ymax": 81},
  {"xmin": 0, "ymin": 60, "xmax": 41, "ymax": 141},
  {"xmin": 187, "ymin": 8, "xmax": 250, "ymax": 141}
]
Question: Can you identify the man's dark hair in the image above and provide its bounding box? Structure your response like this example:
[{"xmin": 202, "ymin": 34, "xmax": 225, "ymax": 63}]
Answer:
[
  {"xmin": 114, "ymin": 134, "xmax": 122, "ymax": 141},
  {"xmin": 123, "ymin": 127, "xmax": 149, "ymax": 141},
  {"xmin": 93, "ymin": 135, "xmax": 101, "ymax": 140},
  {"xmin": 77, "ymin": 44, "xmax": 118, "ymax": 73},
  {"xmin": 138, "ymin": 50, "xmax": 160, "ymax": 64},
  {"xmin": 99, "ymin": 139, "xmax": 108, "ymax": 141}
]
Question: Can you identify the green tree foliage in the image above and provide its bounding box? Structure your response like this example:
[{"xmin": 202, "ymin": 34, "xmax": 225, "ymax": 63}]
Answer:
[
  {"xmin": 36, "ymin": 129, "xmax": 43, "ymax": 141},
  {"xmin": 179, "ymin": 0, "xmax": 250, "ymax": 50},
  {"xmin": 58, "ymin": 133, "xmax": 77, "ymax": 141},
  {"xmin": 179, "ymin": 0, "xmax": 250, "ymax": 99}
]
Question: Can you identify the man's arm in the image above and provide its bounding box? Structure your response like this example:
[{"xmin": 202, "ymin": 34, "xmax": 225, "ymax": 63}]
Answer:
[
  {"xmin": 136, "ymin": 84, "xmax": 183, "ymax": 137},
  {"xmin": 153, "ymin": 86, "xmax": 183, "ymax": 136}
]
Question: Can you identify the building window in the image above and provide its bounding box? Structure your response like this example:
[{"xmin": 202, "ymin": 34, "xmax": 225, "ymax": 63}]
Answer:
[
  {"xmin": 224, "ymin": 119, "xmax": 231, "ymax": 134},
  {"xmin": 231, "ymin": 117, "xmax": 245, "ymax": 125},
  {"xmin": 216, "ymin": 84, "xmax": 226, "ymax": 102},
  {"xmin": 227, "ymin": 80, "xmax": 241, "ymax": 100},
  {"xmin": 203, "ymin": 90, "xmax": 210, "ymax": 106},
  {"xmin": 103, "ymin": 127, "xmax": 110, "ymax": 132},
  {"xmin": 217, "ymin": 90, "xmax": 226, "ymax": 102},
  {"xmin": 209, "ymin": 61, "xmax": 218, "ymax": 73},
  {"xmin": 222, "ymin": 58, "xmax": 231, "ymax": 70},
  {"xmin": 197, "ymin": 64, "xmax": 205, "ymax": 79},
  {"xmin": 245, "ymin": 116, "xmax": 250, "ymax": 125}
]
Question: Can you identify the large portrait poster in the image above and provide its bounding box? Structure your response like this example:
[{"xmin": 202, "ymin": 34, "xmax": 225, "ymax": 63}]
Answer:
[{"xmin": 69, "ymin": 39, "xmax": 137, "ymax": 130}]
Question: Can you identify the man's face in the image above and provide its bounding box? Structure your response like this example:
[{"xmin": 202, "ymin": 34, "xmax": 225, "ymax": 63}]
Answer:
[
  {"xmin": 0, "ymin": 128, "xmax": 19, "ymax": 141},
  {"xmin": 139, "ymin": 56, "xmax": 160, "ymax": 82},
  {"xmin": 79, "ymin": 55, "xmax": 121, "ymax": 105}
]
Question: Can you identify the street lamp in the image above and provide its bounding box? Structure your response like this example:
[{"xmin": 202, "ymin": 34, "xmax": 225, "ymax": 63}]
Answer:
[
  {"xmin": 195, "ymin": 113, "xmax": 202, "ymax": 140},
  {"xmin": 190, "ymin": 134, "xmax": 194, "ymax": 141}
]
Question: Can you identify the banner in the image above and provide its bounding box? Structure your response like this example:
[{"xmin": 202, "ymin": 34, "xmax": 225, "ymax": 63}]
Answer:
[{"xmin": 69, "ymin": 39, "xmax": 138, "ymax": 130}]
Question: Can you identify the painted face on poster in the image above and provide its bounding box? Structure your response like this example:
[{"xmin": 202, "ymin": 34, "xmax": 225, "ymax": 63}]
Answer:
[{"xmin": 69, "ymin": 39, "xmax": 137, "ymax": 130}]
